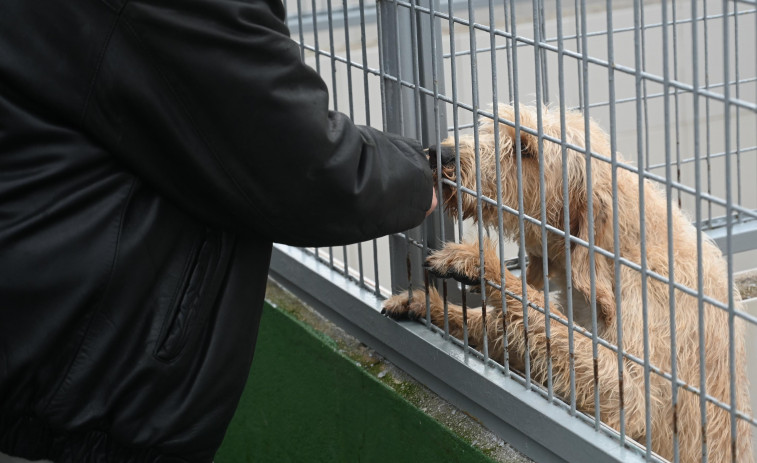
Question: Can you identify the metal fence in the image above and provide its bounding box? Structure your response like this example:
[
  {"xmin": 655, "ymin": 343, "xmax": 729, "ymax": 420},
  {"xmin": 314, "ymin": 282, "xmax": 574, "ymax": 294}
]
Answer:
[{"xmin": 273, "ymin": 1, "xmax": 757, "ymax": 462}]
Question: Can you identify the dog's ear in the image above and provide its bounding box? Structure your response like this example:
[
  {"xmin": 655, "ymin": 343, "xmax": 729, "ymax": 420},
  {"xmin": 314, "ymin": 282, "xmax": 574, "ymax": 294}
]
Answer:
[
  {"xmin": 498, "ymin": 106, "xmax": 542, "ymax": 161},
  {"xmin": 503, "ymin": 130, "xmax": 538, "ymax": 159},
  {"xmin": 569, "ymin": 182, "xmax": 617, "ymax": 325}
]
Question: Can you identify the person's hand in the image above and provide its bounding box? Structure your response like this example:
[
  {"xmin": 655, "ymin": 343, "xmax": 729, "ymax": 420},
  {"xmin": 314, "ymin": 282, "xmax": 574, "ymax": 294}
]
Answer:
[{"xmin": 426, "ymin": 188, "xmax": 438, "ymax": 217}]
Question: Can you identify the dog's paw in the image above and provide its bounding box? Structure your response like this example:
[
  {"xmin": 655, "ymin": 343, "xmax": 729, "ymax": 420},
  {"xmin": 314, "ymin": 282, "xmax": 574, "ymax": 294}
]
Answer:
[
  {"xmin": 382, "ymin": 290, "xmax": 427, "ymax": 321},
  {"xmin": 426, "ymin": 242, "xmax": 482, "ymax": 286}
]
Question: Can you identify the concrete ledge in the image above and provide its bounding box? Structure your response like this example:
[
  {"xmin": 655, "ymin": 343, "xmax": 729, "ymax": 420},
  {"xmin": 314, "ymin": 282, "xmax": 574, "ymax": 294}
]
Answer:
[{"xmin": 736, "ymin": 270, "xmax": 757, "ymax": 300}]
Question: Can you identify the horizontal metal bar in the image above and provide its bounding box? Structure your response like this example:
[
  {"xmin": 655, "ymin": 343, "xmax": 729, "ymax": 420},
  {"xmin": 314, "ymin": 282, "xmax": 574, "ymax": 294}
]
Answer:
[
  {"xmin": 286, "ymin": 0, "xmax": 510, "ymax": 34},
  {"xmin": 646, "ymin": 145, "xmax": 757, "ymax": 171},
  {"xmin": 704, "ymin": 217, "xmax": 757, "ymax": 255},
  {"xmin": 289, "ymin": 0, "xmax": 756, "ymax": 37},
  {"xmin": 269, "ymin": 244, "xmax": 656, "ymax": 463},
  {"xmin": 442, "ymin": 8, "xmax": 757, "ymax": 59}
]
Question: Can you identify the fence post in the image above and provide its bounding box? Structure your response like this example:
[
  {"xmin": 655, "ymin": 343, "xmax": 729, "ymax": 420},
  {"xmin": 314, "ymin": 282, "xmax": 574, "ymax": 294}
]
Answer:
[{"xmin": 378, "ymin": 0, "xmax": 452, "ymax": 294}]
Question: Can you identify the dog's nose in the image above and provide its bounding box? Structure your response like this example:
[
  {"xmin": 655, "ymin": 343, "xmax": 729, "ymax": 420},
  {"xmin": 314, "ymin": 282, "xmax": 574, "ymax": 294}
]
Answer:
[{"xmin": 428, "ymin": 144, "xmax": 457, "ymax": 168}]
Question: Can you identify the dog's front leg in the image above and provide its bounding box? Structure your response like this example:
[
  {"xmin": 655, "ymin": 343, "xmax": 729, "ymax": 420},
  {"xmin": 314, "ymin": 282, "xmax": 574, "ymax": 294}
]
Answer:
[
  {"xmin": 423, "ymin": 240, "xmax": 643, "ymax": 437},
  {"xmin": 421, "ymin": 239, "xmax": 513, "ymax": 358},
  {"xmin": 383, "ymin": 286, "xmax": 500, "ymax": 355},
  {"xmin": 382, "ymin": 286, "xmax": 445, "ymax": 326},
  {"xmin": 382, "ymin": 239, "xmax": 507, "ymax": 356}
]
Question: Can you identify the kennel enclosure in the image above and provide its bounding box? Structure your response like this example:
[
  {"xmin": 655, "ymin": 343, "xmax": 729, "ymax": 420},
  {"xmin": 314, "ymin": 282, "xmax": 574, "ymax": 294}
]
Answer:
[{"xmin": 271, "ymin": 0, "xmax": 757, "ymax": 461}]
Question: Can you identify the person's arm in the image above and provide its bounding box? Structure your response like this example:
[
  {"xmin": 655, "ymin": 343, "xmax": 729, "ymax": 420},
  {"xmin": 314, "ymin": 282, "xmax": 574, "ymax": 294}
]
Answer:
[{"xmin": 84, "ymin": 0, "xmax": 433, "ymax": 246}]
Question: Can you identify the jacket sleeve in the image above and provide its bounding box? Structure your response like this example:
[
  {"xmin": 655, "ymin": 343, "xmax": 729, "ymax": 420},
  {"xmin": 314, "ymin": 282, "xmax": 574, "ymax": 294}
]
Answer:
[{"xmin": 84, "ymin": 0, "xmax": 433, "ymax": 247}]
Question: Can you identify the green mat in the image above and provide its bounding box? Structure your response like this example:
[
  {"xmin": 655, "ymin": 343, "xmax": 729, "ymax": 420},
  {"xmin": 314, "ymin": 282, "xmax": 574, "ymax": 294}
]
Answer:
[{"xmin": 215, "ymin": 301, "xmax": 497, "ymax": 463}]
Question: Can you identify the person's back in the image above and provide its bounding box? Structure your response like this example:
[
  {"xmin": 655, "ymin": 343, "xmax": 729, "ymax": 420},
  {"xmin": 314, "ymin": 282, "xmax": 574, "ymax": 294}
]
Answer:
[{"xmin": 0, "ymin": 1, "xmax": 434, "ymax": 461}]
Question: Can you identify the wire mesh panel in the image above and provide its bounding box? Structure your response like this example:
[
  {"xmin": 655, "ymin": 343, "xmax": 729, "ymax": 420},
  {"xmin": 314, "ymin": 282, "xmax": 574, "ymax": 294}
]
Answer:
[
  {"xmin": 283, "ymin": 0, "xmax": 757, "ymax": 462},
  {"xmin": 286, "ymin": 0, "xmax": 391, "ymax": 296}
]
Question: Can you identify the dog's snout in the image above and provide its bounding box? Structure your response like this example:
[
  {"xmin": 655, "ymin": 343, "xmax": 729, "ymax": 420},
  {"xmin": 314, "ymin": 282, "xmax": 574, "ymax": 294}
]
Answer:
[{"xmin": 428, "ymin": 144, "xmax": 457, "ymax": 168}]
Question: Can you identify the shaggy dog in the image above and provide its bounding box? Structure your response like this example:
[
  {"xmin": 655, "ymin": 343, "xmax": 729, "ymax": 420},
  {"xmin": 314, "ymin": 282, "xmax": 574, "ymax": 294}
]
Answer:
[{"xmin": 382, "ymin": 104, "xmax": 752, "ymax": 462}]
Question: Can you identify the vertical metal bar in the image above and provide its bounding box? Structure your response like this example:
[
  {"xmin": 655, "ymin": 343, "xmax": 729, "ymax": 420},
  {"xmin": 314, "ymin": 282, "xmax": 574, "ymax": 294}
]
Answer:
[
  {"xmin": 447, "ymin": 0, "xmax": 463, "ymax": 345},
  {"xmin": 342, "ymin": 2, "xmax": 354, "ymax": 122},
  {"xmin": 359, "ymin": 0, "xmax": 371, "ymax": 290},
  {"xmin": 296, "ymin": 0, "xmax": 305, "ymax": 61},
  {"xmin": 410, "ymin": 1, "xmax": 422, "ymax": 138},
  {"xmin": 531, "ymin": 0, "xmax": 552, "ymax": 402},
  {"xmin": 605, "ymin": 0, "xmax": 625, "ymax": 447},
  {"xmin": 661, "ymin": 1, "xmax": 680, "ymax": 460},
  {"xmin": 376, "ymin": 0, "xmax": 388, "ymax": 297},
  {"xmin": 703, "ymin": 1, "xmax": 713, "ymax": 224},
  {"xmin": 427, "ymin": 0, "xmax": 445, "ymax": 329},
  {"xmin": 732, "ymin": 0, "xmax": 742, "ymax": 218},
  {"xmin": 407, "ymin": 0, "xmax": 422, "ymax": 148},
  {"xmin": 324, "ymin": 0, "xmax": 339, "ymax": 128},
  {"xmin": 341, "ymin": 0, "xmax": 355, "ymax": 278},
  {"xmin": 639, "ymin": 1, "xmax": 651, "ymax": 170},
  {"xmin": 309, "ymin": 0, "xmax": 320, "ymax": 69},
  {"xmin": 488, "ymin": 0, "xmax": 508, "ymax": 376},
  {"xmin": 691, "ymin": 1, "xmax": 709, "ymax": 460},
  {"xmin": 326, "ymin": 0, "xmax": 338, "ymax": 268},
  {"xmin": 721, "ymin": 2, "xmax": 738, "ymax": 459},
  {"xmin": 446, "ymin": 0, "xmax": 469, "ymax": 354},
  {"xmin": 579, "ymin": 0, "xmax": 601, "ymax": 430},
  {"xmin": 372, "ymin": 237, "xmax": 380, "ymax": 295},
  {"xmin": 672, "ymin": 0, "xmax": 683, "ymax": 210},
  {"xmin": 396, "ymin": 0, "xmax": 414, "ymax": 301},
  {"xmin": 467, "ymin": 0, "xmax": 489, "ymax": 364},
  {"xmin": 502, "ymin": 0, "xmax": 513, "ymax": 103},
  {"xmin": 555, "ymin": 0, "xmax": 577, "ymax": 415},
  {"xmin": 574, "ymin": 0, "xmax": 584, "ymax": 109},
  {"xmin": 377, "ymin": 0, "xmax": 389, "ymax": 154},
  {"xmin": 507, "ymin": 0, "xmax": 531, "ymax": 390},
  {"xmin": 310, "ymin": 0, "xmax": 322, "ymax": 263},
  {"xmin": 408, "ymin": 0, "xmax": 429, "ymax": 323},
  {"xmin": 538, "ymin": 0, "xmax": 549, "ymax": 105},
  {"xmin": 632, "ymin": 0, "xmax": 654, "ymax": 457},
  {"xmin": 326, "ymin": 0, "xmax": 339, "ymax": 127}
]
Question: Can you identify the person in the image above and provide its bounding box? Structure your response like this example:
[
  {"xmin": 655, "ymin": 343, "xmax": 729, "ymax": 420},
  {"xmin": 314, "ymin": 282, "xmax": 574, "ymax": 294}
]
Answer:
[{"xmin": 0, "ymin": 0, "xmax": 436, "ymax": 461}]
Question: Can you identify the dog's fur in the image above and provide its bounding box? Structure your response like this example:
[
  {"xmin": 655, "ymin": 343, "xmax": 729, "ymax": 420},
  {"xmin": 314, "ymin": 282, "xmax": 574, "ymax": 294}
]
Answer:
[{"xmin": 383, "ymin": 104, "xmax": 752, "ymax": 462}]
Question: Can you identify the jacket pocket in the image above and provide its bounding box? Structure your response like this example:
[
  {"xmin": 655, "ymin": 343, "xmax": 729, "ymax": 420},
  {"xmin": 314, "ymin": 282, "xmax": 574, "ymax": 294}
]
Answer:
[{"xmin": 154, "ymin": 228, "xmax": 232, "ymax": 362}]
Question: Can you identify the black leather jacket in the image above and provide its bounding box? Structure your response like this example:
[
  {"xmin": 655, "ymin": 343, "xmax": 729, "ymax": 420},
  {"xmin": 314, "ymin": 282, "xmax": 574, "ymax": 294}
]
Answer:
[{"xmin": 0, "ymin": 0, "xmax": 432, "ymax": 461}]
